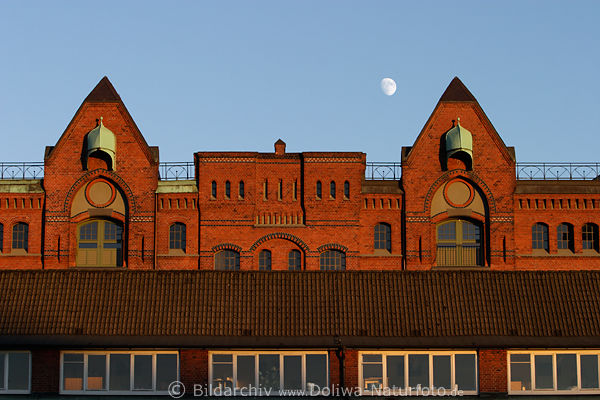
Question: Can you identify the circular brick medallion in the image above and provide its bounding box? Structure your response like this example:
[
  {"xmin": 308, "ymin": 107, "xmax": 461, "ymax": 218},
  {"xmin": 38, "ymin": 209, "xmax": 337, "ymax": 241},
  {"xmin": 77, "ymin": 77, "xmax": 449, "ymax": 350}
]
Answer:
[
  {"xmin": 444, "ymin": 178, "xmax": 474, "ymax": 208},
  {"xmin": 85, "ymin": 179, "xmax": 116, "ymax": 208}
]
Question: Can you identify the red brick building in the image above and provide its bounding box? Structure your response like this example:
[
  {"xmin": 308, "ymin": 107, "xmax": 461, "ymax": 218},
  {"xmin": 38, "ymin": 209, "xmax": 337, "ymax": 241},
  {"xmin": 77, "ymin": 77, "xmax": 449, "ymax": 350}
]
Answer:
[{"xmin": 1, "ymin": 77, "xmax": 600, "ymax": 397}]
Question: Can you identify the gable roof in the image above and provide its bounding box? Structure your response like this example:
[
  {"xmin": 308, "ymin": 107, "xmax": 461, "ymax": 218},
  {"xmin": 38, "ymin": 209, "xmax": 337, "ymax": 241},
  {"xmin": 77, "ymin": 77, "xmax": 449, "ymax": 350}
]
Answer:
[
  {"xmin": 404, "ymin": 77, "xmax": 515, "ymax": 165},
  {"xmin": 84, "ymin": 76, "xmax": 122, "ymax": 103},
  {"xmin": 1, "ymin": 270, "xmax": 599, "ymax": 347},
  {"xmin": 45, "ymin": 77, "xmax": 157, "ymax": 164},
  {"xmin": 438, "ymin": 76, "xmax": 477, "ymax": 102}
]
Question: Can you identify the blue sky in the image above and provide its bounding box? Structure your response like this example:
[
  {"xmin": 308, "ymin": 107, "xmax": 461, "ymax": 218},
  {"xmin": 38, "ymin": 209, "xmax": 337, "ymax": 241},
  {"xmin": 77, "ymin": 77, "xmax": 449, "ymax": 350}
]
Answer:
[{"xmin": 0, "ymin": 1, "xmax": 598, "ymax": 163}]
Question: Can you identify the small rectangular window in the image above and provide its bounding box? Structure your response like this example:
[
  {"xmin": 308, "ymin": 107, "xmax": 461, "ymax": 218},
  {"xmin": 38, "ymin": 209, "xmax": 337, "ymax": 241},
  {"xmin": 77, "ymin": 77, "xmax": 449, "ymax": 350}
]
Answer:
[
  {"xmin": 259, "ymin": 354, "xmax": 280, "ymax": 391},
  {"xmin": 7, "ymin": 352, "xmax": 30, "ymax": 392},
  {"xmin": 0, "ymin": 352, "xmax": 30, "ymax": 393},
  {"xmin": 87, "ymin": 354, "xmax": 106, "ymax": 391},
  {"xmin": 581, "ymin": 355, "xmax": 599, "ymax": 389}
]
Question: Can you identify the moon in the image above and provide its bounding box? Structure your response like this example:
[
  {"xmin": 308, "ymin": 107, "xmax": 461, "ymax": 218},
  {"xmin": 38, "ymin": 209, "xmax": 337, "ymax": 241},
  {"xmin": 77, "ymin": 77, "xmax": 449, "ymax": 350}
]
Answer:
[{"xmin": 380, "ymin": 78, "xmax": 397, "ymax": 96}]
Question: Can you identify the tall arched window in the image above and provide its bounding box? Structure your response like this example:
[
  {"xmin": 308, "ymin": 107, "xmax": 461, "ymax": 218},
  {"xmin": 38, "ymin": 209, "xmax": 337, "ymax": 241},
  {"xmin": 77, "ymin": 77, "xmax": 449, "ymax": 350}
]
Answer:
[
  {"xmin": 225, "ymin": 181, "xmax": 231, "ymax": 199},
  {"xmin": 374, "ymin": 223, "xmax": 391, "ymax": 252},
  {"xmin": 436, "ymin": 219, "xmax": 483, "ymax": 267},
  {"xmin": 259, "ymin": 250, "xmax": 272, "ymax": 271},
  {"xmin": 532, "ymin": 223, "xmax": 549, "ymax": 252},
  {"xmin": 557, "ymin": 223, "xmax": 574, "ymax": 251},
  {"xmin": 215, "ymin": 250, "xmax": 240, "ymax": 270},
  {"xmin": 211, "ymin": 181, "xmax": 217, "ymax": 198},
  {"xmin": 169, "ymin": 223, "xmax": 186, "ymax": 252},
  {"xmin": 0, "ymin": 223, "xmax": 3, "ymax": 252},
  {"xmin": 77, "ymin": 220, "xmax": 123, "ymax": 267},
  {"xmin": 12, "ymin": 222, "xmax": 29, "ymax": 252},
  {"xmin": 344, "ymin": 181, "xmax": 350, "ymax": 199},
  {"xmin": 288, "ymin": 250, "xmax": 302, "ymax": 270},
  {"xmin": 316, "ymin": 181, "xmax": 322, "ymax": 200},
  {"xmin": 582, "ymin": 223, "xmax": 599, "ymax": 252},
  {"xmin": 320, "ymin": 250, "xmax": 346, "ymax": 271},
  {"xmin": 239, "ymin": 181, "xmax": 245, "ymax": 199},
  {"xmin": 330, "ymin": 181, "xmax": 336, "ymax": 199}
]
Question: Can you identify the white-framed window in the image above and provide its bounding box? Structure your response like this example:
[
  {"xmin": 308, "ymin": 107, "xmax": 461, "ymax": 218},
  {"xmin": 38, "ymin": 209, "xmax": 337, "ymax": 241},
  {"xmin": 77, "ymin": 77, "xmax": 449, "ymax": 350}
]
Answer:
[
  {"xmin": 0, "ymin": 351, "xmax": 31, "ymax": 394},
  {"xmin": 60, "ymin": 351, "xmax": 178, "ymax": 395},
  {"xmin": 508, "ymin": 350, "xmax": 600, "ymax": 394},
  {"xmin": 359, "ymin": 351, "xmax": 477, "ymax": 396},
  {"xmin": 210, "ymin": 351, "xmax": 328, "ymax": 396}
]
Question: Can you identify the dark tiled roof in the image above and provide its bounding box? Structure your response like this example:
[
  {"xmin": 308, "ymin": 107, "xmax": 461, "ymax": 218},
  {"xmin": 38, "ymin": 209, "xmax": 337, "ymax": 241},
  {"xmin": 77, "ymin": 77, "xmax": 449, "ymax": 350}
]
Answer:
[
  {"xmin": 439, "ymin": 77, "xmax": 477, "ymax": 102},
  {"xmin": 85, "ymin": 76, "xmax": 122, "ymax": 103},
  {"xmin": 1, "ymin": 270, "xmax": 599, "ymax": 347}
]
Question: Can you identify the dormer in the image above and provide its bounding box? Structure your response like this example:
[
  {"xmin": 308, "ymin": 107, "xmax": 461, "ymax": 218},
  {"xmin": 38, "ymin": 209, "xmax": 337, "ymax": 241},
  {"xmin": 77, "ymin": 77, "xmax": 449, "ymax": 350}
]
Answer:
[
  {"xmin": 445, "ymin": 118, "xmax": 473, "ymax": 170},
  {"xmin": 85, "ymin": 117, "xmax": 116, "ymax": 170}
]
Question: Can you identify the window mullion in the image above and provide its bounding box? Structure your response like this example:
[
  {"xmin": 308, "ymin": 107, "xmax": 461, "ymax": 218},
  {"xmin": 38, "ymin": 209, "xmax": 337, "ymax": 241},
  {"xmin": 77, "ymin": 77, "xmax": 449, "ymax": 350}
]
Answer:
[
  {"xmin": 83, "ymin": 354, "xmax": 88, "ymax": 392},
  {"xmin": 576, "ymin": 353, "xmax": 581, "ymax": 392},
  {"xmin": 130, "ymin": 352, "xmax": 134, "ymax": 391},
  {"xmin": 105, "ymin": 354, "xmax": 110, "ymax": 392},
  {"xmin": 152, "ymin": 354, "xmax": 156, "ymax": 392},
  {"xmin": 553, "ymin": 353, "xmax": 557, "ymax": 392},
  {"xmin": 451, "ymin": 354, "xmax": 455, "ymax": 392},
  {"xmin": 301, "ymin": 354, "xmax": 306, "ymax": 392},
  {"xmin": 429, "ymin": 354, "xmax": 433, "ymax": 391}
]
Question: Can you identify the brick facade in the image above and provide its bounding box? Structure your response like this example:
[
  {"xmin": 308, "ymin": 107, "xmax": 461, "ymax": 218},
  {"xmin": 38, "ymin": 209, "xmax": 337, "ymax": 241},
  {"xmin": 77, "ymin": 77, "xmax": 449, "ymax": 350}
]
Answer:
[{"xmin": 2, "ymin": 76, "xmax": 599, "ymax": 396}]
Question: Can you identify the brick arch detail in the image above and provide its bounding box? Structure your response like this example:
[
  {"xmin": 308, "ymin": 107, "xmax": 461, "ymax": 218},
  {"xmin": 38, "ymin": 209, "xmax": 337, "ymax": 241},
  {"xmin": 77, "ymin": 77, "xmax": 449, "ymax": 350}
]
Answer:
[
  {"xmin": 317, "ymin": 243, "xmax": 348, "ymax": 253},
  {"xmin": 212, "ymin": 243, "xmax": 242, "ymax": 253},
  {"xmin": 423, "ymin": 170, "xmax": 496, "ymax": 213},
  {"xmin": 249, "ymin": 232, "xmax": 309, "ymax": 253},
  {"xmin": 63, "ymin": 169, "xmax": 135, "ymax": 214}
]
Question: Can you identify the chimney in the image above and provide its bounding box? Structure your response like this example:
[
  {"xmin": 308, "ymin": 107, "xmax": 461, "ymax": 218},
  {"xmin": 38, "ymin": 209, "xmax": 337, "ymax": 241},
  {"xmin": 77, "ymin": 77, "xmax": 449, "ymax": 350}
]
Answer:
[{"xmin": 274, "ymin": 139, "xmax": 286, "ymax": 155}]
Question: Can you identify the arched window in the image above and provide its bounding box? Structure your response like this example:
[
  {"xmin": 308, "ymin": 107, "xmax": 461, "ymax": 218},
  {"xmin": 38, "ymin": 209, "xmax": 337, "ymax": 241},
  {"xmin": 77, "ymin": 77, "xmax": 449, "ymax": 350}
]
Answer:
[
  {"xmin": 225, "ymin": 181, "xmax": 231, "ymax": 199},
  {"xmin": 259, "ymin": 250, "xmax": 272, "ymax": 271},
  {"xmin": 532, "ymin": 223, "xmax": 549, "ymax": 252},
  {"xmin": 215, "ymin": 250, "xmax": 240, "ymax": 270},
  {"xmin": 557, "ymin": 223, "xmax": 574, "ymax": 251},
  {"xmin": 344, "ymin": 181, "xmax": 350, "ymax": 199},
  {"xmin": 436, "ymin": 219, "xmax": 483, "ymax": 267},
  {"xmin": 169, "ymin": 223, "xmax": 186, "ymax": 252},
  {"xmin": 12, "ymin": 222, "xmax": 28, "ymax": 251},
  {"xmin": 239, "ymin": 181, "xmax": 245, "ymax": 199},
  {"xmin": 330, "ymin": 181, "xmax": 336, "ymax": 199},
  {"xmin": 288, "ymin": 250, "xmax": 302, "ymax": 271},
  {"xmin": 374, "ymin": 223, "xmax": 391, "ymax": 252},
  {"xmin": 582, "ymin": 223, "xmax": 599, "ymax": 252},
  {"xmin": 77, "ymin": 220, "xmax": 123, "ymax": 267},
  {"xmin": 0, "ymin": 223, "xmax": 3, "ymax": 252},
  {"xmin": 211, "ymin": 181, "xmax": 217, "ymax": 198},
  {"xmin": 316, "ymin": 181, "xmax": 322, "ymax": 200},
  {"xmin": 320, "ymin": 250, "xmax": 346, "ymax": 271}
]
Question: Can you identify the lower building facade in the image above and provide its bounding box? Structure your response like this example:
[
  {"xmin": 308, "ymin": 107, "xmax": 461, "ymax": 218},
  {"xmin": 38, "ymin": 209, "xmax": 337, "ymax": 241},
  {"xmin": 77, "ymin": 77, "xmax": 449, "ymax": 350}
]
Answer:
[{"xmin": 2, "ymin": 270, "xmax": 600, "ymax": 397}]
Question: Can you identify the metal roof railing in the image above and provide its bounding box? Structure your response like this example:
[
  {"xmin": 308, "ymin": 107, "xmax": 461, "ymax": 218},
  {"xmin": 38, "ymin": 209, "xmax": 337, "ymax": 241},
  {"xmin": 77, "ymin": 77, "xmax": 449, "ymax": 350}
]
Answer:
[
  {"xmin": 0, "ymin": 162, "xmax": 44, "ymax": 179},
  {"xmin": 516, "ymin": 163, "xmax": 600, "ymax": 180},
  {"xmin": 2, "ymin": 161, "xmax": 600, "ymax": 182}
]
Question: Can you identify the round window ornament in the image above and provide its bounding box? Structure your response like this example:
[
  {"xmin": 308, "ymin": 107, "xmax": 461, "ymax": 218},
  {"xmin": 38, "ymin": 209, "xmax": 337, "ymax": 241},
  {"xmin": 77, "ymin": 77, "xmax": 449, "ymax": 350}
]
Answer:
[
  {"xmin": 85, "ymin": 178, "xmax": 116, "ymax": 208},
  {"xmin": 443, "ymin": 178, "xmax": 474, "ymax": 208}
]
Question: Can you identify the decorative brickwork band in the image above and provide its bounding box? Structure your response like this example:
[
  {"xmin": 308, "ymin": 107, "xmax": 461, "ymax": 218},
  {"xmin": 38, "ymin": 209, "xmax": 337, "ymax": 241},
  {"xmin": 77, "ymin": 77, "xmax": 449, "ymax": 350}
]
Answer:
[
  {"xmin": 212, "ymin": 243, "xmax": 242, "ymax": 253},
  {"xmin": 317, "ymin": 243, "xmax": 349, "ymax": 253}
]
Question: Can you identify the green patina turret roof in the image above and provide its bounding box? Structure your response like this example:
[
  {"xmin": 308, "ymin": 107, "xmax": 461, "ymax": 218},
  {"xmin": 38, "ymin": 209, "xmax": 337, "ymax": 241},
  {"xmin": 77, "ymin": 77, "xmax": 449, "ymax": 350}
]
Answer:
[
  {"xmin": 445, "ymin": 118, "xmax": 473, "ymax": 158},
  {"xmin": 86, "ymin": 117, "xmax": 116, "ymax": 168}
]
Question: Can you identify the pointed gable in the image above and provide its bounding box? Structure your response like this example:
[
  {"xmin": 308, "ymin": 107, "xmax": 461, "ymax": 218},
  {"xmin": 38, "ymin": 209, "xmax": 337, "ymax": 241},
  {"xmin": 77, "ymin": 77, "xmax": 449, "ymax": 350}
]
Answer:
[
  {"xmin": 438, "ymin": 77, "xmax": 477, "ymax": 102},
  {"xmin": 45, "ymin": 76, "xmax": 157, "ymax": 166},
  {"xmin": 84, "ymin": 76, "xmax": 122, "ymax": 103},
  {"xmin": 403, "ymin": 77, "xmax": 514, "ymax": 167}
]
